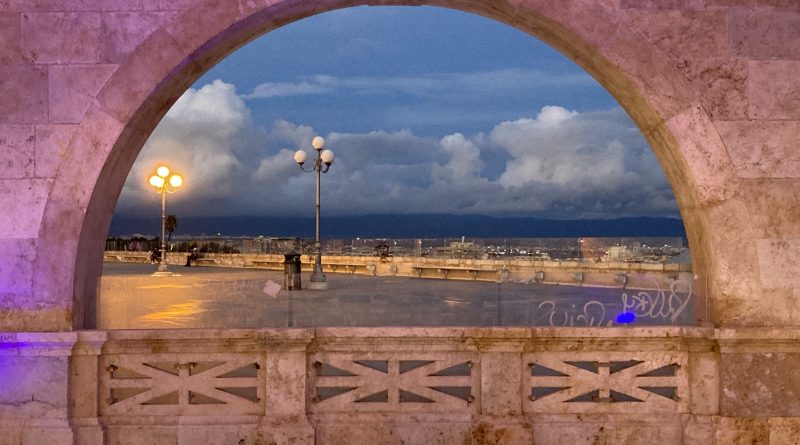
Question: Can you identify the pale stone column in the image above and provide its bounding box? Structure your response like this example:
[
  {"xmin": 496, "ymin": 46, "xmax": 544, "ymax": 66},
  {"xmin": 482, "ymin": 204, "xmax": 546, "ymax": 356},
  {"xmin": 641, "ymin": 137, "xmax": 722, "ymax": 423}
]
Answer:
[
  {"xmin": 257, "ymin": 330, "xmax": 314, "ymax": 445},
  {"xmin": 68, "ymin": 331, "xmax": 106, "ymax": 445},
  {"xmin": 474, "ymin": 330, "xmax": 532, "ymax": 444}
]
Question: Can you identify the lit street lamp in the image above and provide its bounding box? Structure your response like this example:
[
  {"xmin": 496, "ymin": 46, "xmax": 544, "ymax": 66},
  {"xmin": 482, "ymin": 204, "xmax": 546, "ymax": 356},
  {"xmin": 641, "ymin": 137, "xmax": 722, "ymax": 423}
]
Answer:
[
  {"xmin": 294, "ymin": 136, "xmax": 335, "ymax": 290},
  {"xmin": 148, "ymin": 165, "xmax": 183, "ymax": 276}
]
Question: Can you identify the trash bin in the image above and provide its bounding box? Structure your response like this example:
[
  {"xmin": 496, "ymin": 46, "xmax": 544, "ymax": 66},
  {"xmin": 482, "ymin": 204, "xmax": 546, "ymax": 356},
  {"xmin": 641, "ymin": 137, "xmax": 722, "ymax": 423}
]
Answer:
[{"xmin": 283, "ymin": 251, "xmax": 302, "ymax": 290}]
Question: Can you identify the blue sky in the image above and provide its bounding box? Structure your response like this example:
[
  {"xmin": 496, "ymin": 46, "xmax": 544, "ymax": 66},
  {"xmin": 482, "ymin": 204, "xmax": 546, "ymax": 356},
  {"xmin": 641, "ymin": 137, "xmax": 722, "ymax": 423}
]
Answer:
[{"xmin": 116, "ymin": 6, "xmax": 678, "ymax": 220}]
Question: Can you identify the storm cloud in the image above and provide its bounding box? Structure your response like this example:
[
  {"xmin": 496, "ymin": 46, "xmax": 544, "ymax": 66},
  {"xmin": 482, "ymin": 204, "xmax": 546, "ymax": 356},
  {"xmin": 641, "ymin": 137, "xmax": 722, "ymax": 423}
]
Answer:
[{"xmin": 116, "ymin": 80, "xmax": 677, "ymax": 220}]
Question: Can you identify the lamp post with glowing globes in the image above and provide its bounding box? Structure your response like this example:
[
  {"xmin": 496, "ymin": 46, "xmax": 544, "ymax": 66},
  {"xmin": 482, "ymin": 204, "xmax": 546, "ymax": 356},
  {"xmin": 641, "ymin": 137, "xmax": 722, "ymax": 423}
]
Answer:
[
  {"xmin": 148, "ymin": 165, "xmax": 183, "ymax": 275},
  {"xmin": 294, "ymin": 136, "xmax": 335, "ymax": 289}
]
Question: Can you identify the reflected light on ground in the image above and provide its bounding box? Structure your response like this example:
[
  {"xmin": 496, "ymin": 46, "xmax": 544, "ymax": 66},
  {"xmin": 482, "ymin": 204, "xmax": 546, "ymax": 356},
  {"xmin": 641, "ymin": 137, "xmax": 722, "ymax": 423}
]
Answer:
[{"xmin": 134, "ymin": 300, "xmax": 209, "ymax": 326}]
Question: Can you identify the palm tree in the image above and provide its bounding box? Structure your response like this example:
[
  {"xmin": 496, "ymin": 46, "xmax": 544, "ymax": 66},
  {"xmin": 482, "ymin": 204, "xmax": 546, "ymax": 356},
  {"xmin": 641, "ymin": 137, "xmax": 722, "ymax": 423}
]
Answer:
[{"xmin": 166, "ymin": 214, "xmax": 177, "ymax": 242}]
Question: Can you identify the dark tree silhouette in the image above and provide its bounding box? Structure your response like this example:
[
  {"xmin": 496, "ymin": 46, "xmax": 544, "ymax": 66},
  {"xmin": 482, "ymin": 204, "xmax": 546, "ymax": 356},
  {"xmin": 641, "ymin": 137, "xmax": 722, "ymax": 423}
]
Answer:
[{"xmin": 166, "ymin": 214, "xmax": 177, "ymax": 241}]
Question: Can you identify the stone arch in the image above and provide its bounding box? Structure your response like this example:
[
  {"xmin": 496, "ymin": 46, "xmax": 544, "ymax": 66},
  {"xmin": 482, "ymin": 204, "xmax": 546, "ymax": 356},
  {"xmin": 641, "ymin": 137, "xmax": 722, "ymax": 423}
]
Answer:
[{"xmin": 35, "ymin": 0, "xmax": 747, "ymax": 329}]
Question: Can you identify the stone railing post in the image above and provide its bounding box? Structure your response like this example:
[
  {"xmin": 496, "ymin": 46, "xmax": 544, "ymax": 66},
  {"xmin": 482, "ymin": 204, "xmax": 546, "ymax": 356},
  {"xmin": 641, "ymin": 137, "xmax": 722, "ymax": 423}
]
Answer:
[
  {"xmin": 474, "ymin": 329, "xmax": 532, "ymax": 444},
  {"xmin": 684, "ymin": 332, "xmax": 719, "ymax": 444},
  {"xmin": 257, "ymin": 329, "xmax": 315, "ymax": 445},
  {"xmin": 69, "ymin": 331, "xmax": 107, "ymax": 445}
]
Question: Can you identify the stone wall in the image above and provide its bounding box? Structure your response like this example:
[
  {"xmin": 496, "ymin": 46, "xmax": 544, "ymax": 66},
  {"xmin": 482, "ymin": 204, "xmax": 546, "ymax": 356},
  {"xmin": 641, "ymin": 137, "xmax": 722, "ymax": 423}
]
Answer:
[
  {"xmin": 1, "ymin": 327, "xmax": 799, "ymax": 444},
  {"xmin": 105, "ymin": 250, "xmax": 692, "ymax": 290}
]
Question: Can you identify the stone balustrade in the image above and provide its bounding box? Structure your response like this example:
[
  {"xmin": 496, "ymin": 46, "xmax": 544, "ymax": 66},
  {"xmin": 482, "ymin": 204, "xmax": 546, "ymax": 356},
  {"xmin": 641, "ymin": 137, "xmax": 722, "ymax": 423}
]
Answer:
[
  {"xmin": 2, "ymin": 327, "xmax": 797, "ymax": 444},
  {"xmin": 104, "ymin": 251, "xmax": 691, "ymax": 290}
]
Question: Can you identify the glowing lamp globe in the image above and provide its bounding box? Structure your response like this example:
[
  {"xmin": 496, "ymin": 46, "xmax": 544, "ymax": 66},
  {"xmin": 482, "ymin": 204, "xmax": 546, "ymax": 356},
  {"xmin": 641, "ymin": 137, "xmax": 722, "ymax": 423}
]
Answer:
[
  {"xmin": 320, "ymin": 149, "xmax": 335, "ymax": 165},
  {"xmin": 156, "ymin": 165, "xmax": 170, "ymax": 178},
  {"xmin": 169, "ymin": 174, "xmax": 183, "ymax": 188},
  {"xmin": 312, "ymin": 136, "xmax": 325, "ymax": 150},
  {"xmin": 294, "ymin": 150, "xmax": 308, "ymax": 165},
  {"xmin": 149, "ymin": 175, "xmax": 165, "ymax": 188}
]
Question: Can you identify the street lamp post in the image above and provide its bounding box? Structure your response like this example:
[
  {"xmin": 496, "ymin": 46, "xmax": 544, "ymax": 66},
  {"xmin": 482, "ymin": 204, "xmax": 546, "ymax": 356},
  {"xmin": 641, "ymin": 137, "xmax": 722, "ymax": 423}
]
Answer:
[
  {"xmin": 294, "ymin": 136, "xmax": 335, "ymax": 290},
  {"xmin": 148, "ymin": 165, "xmax": 183, "ymax": 276}
]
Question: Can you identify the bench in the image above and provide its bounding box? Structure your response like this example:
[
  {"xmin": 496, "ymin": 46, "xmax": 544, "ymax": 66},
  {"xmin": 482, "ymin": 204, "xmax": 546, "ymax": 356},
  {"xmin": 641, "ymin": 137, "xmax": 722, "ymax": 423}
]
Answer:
[
  {"xmin": 411, "ymin": 265, "xmax": 500, "ymax": 281},
  {"xmin": 104, "ymin": 254, "xmax": 149, "ymax": 263},
  {"xmin": 248, "ymin": 259, "xmax": 284, "ymax": 269},
  {"xmin": 193, "ymin": 257, "xmax": 220, "ymax": 266},
  {"xmin": 324, "ymin": 263, "xmax": 376, "ymax": 275}
]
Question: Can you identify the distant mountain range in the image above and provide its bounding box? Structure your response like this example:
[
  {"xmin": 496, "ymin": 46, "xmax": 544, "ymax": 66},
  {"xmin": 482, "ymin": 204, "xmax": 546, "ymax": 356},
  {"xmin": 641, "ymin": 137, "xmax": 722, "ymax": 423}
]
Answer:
[{"xmin": 109, "ymin": 214, "xmax": 686, "ymax": 239}]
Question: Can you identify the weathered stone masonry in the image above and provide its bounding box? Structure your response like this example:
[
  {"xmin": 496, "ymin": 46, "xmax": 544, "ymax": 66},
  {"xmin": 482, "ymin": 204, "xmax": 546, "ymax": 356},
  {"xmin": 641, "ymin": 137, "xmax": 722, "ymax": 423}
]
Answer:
[{"xmin": 1, "ymin": 0, "xmax": 799, "ymax": 443}]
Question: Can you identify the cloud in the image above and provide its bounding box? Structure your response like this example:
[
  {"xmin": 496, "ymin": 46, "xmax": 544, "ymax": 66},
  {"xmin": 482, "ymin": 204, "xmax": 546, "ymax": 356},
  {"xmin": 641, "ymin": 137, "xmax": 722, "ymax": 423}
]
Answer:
[
  {"xmin": 117, "ymin": 82, "xmax": 677, "ymax": 220},
  {"xmin": 242, "ymin": 69, "xmax": 593, "ymax": 100}
]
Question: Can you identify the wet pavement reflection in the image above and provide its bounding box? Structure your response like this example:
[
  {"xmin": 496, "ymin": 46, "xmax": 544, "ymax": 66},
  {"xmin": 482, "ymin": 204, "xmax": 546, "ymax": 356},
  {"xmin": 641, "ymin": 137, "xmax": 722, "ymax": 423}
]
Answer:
[{"xmin": 99, "ymin": 262, "xmax": 695, "ymax": 329}]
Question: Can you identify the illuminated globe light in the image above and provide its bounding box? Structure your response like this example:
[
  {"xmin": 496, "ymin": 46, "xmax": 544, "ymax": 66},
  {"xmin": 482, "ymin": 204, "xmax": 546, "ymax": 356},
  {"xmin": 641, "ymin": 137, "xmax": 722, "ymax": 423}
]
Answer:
[
  {"xmin": 320, "ymin": 149, "xmax": 335, "ymax": 165},
  {"xmin": 294, "ymin": 150, "xmax": 308, "ymax": 165},
  {"xmin": 156, "ymin": 165, "xmax": 170, "ymax": 178},
  {"xmin": 169, "ymin": 174, "xmax": 183, "ymax": 188},
  {"xmin": 312, "ymin": 136, "xmax": 325, "ymax": 150},
  {"xmin": 149, "ymin": 175, "xmax": 165, "ymax": 188},
  {"xmin": 615, "ymin": 312, "xmax": 636, "ymax": 324}
]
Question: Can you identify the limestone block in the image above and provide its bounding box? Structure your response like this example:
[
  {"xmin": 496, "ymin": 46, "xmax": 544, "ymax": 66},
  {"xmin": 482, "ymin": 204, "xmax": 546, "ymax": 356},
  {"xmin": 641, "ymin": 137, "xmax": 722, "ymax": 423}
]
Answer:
[
  {"xmin": 34, "ymin": 124, "xmax": 75, "ymax": 179},
  {"xmin": 395, "ymin": 422, "xmax": 471, "ymax": 444},
  {"xmin": 0, "ymin": 239, "xmax": 36, "ymax": 305},
  {"xmin": 480, "ymin": 352, "xmax": 522, "ymax": 416},
  {"xmin": 31, "ymin": 201, "xmax": 82, "ymax": 309},
  {"xmin": 0, "ymin": 125, "xmax": 34, "ymax": 179},
  {"xmin": 716, "ymin": 120, "xmax": 800, "ymax": 179},
  {"xmin": 688, "ymin": 352, "xmax": 719, "ymax": 415},
  {"xmin": 48, "ymin": 65, "xmax": 116, "ymax": 124},
  {"xmin": 663, "ymin": 106, "xmax": 738, "ymax": 205},
  {"xmin": 315, "ymin": 423, "xmax": 396, "ymax": 445},
  {"xmin": 0, "ymin": 13, "xmax": 22, "ymax": 63},
  {"xmin": 0, "ymin": 356, "xmax": 68, "ymax": 420},
  {"xmin": 0, "ymin": 66, "xmax": 47, "ymax": 124},
  {"xmin": 749, "ymin": 60, "xmax": 800, "ymax": 120},
  {"xmin": 769, "ymin": 418, "xmax": 800, "ymax": 445},
  {"xmin": 20, "ymin": 12, "xmax": 102, "ymax": 64},
  {"xmin": 681, "ymin": 415, "xmax": 714, "ymax": 445},
  {"xmin": 705, "ymin": 198, "xmax": 762, "ymax": 301},
  {"xmin": 0, "ymin": 426, "xmax": 21, "ymax": 445},
  {"xmin": 96, "ymin": 27, "xmax": 192, "ymax": 123},
  {"xmin": 254, "ymin": 424, "xmax": 313, "ymax": 445},
  {"xmin": 619, "ymin": 0, "xmax": 705, "ymax": 9},
  {"xmin": 177, "ymin": 426, "xmax": 255, "ymax": 445},
  {"xmin": 740, "ymin": 179, "xmax": 800, "ymax": 239},
  {"xmin": 104, "ymin": 427, "xmax": 178, "ymax": 445},
  {"xmin": 264, "ymin": 350, "xmax": 307, "ymax": 418},
  {"xmin": 730, "ymin": 9, "xmax": 800, "ymax": 60},
  {"xmin": 756, "ymin": 239, "xmax": 800, "ymax": 290},
  {"xmin": 714, "ymin": 417, "xmax": 769, "ymax": 444},
  {"xmin": 101, "ymin": 11, "xmax": 177, "ymax": 63},
  {"xmin": 46, "ymin": 107, "xmax": 123, "ymax": 204},
  {"xmin": 21, "ymin": 427, "xmax": 72, "ymax": 445},
  {"xmin": 0, "ymin": 179, "xmax": 50, "ymax": 238},
  {"xmin": 721, "ymin": 353, "xmax": 800, "ymax": 416}
]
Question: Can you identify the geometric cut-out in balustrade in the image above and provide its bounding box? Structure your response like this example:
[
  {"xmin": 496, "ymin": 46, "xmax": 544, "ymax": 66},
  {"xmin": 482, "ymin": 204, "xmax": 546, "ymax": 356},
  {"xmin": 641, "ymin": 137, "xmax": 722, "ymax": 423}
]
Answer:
[
  {"xmin": 531, "ymin": 386, "xmax": 570, "ymax": 400},
  {"xmin": 531, "ymin": 364, "xmax": 569, "ymax": 377},
  {"xmin": 189, "ymin": 361, "xmax": 225, "ymax": 376},
  {"xmin": 564, "ymin": 361, "xmax": 599, "ymax": 374},
  {"xmin": 609, "ymin": 390, "xmax": 643, "ymax": 403},
  {"xmin": 189, "ymin": 391, "xmax": 226, "ymax": 405},
  {"xmin": 316, "ymin": 387, "xmax": 357, "ymax": 402},
  {"xmin": 355, "ymin": 360, "xmax": 389, "ymax": 373},
  {"xmin": 429, "ymin": 386, "xmax": 473, "ymax": 402},
  {"xmin": 610, "ymin": 361, "xmax": 644, "ymax": 374},
  {"xmin": 141, "ymin": 391, "xmax": 179, "ymax": 405},
  {"xmin": 217, "ymin": 386, "xmax": 259, "ymax": 402},
  {"xmin": 142, "ymin": 362, "xmax": 180, "ymax": 376},
  {"xmin": 315, "ymin": 362, "xmax": 356, "ymax": 377},
  {"xmin": 356, "ymin": 390, "xmax": 389, "ymax": 403},
  {"xmin": 565, "ymin": 390, "xmax": 599, "ymax": 403},
  {"xmin": 399, "ymin": 389, "xmax": 433, "ymax": 403},
  {"xmin": 429, "ymin": 362, "xmax": 471, "ymax": 377},
  {"xmin": 638, "ymin": 364, "xmax": 679, "ymax": 377},
  {"xmin": 218, "ymin": 363, "xmax": 259, "ymax": 378},
  {"xmin": 310, "ymin": 355, "xmax": 477, "ymax": 411},
  {"xmin": 400, "ymin": 360, "xmax": 434, "ymax": 373},
  {"xmin": 109, "ymin": 388, "xmax": 149, "ymax": 404},
  {"xmin": 639, "ymin": 386, "xmax": 678, "ymax": 400},
  {"xmin": 100, "ymin": 354, "xmax": 264, "ymax": 416},
  {"xmin": 109, "ymin": 366, "xmax": 150, "ymax": 380}
]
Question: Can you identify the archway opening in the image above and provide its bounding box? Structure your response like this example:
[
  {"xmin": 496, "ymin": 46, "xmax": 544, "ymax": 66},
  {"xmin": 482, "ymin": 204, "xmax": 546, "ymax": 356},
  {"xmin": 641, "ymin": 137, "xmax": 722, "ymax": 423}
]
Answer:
[{"xmin": 71, "ymin": 2, "xmax": 709, "ymax": 330}]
